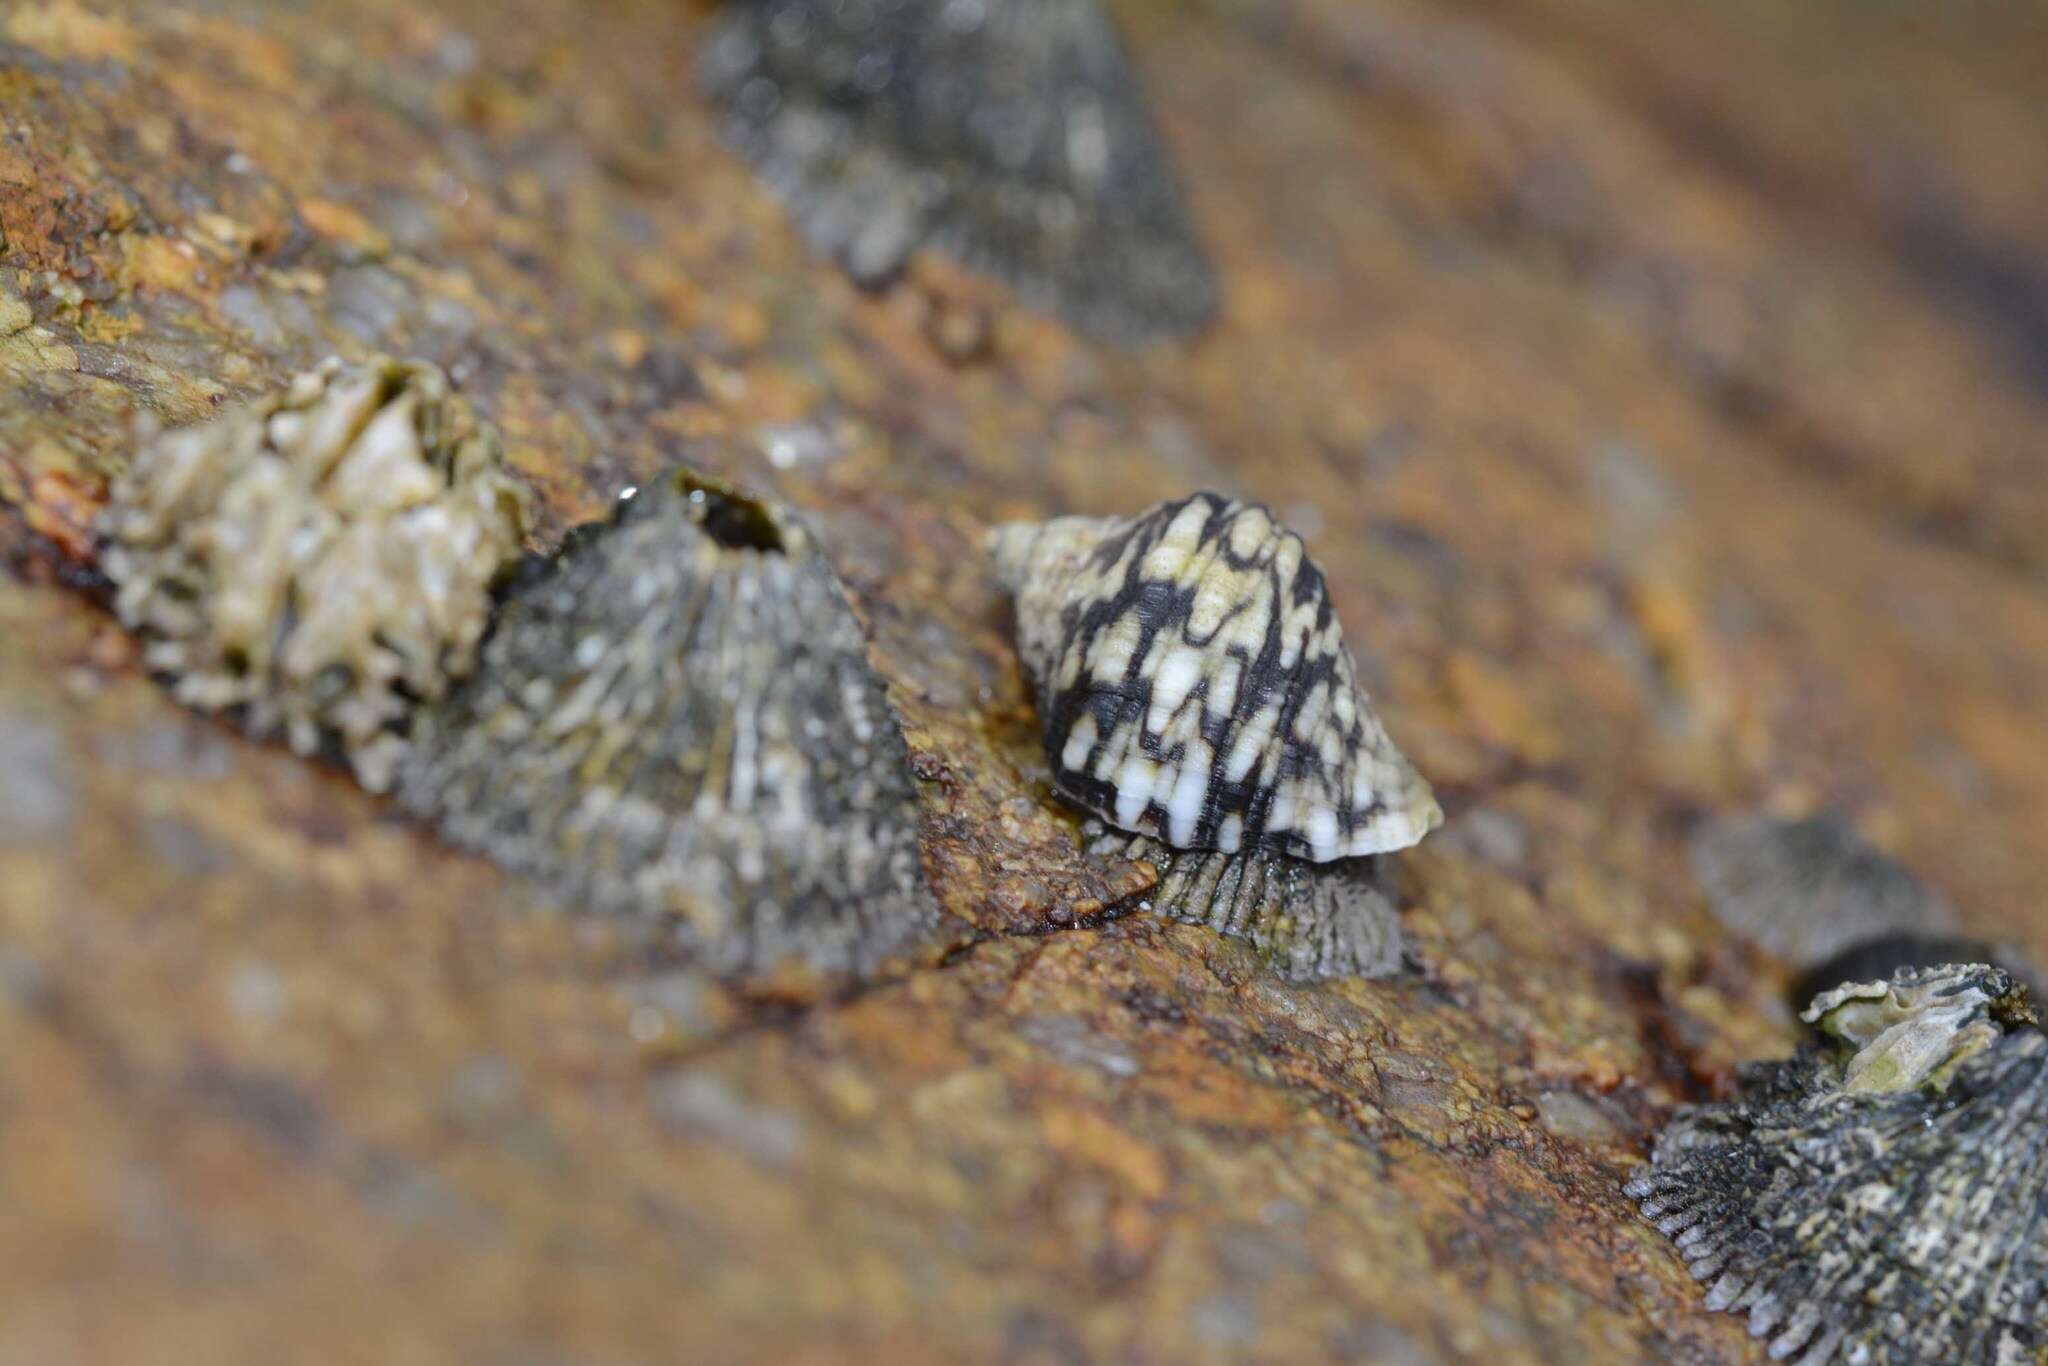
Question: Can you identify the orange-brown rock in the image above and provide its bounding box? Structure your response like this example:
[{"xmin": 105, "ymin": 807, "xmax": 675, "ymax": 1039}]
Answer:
[{"xmin": 3, "ymin": 1, "xmax": 2045, "ymax": 1361}]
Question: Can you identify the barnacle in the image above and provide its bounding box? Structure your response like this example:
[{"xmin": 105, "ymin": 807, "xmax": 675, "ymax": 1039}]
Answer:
[
  {"xmin": 988, "ymin": 492, "xmax": 1441, "ymax": 863},
  {"xmin": 1690, "ymin": 812, "xmax": 1958, "ymax": 968},
  {"xmin": 1794, "ymin": 931, "xmax": 2042, "ymax": 1015},
  {"xmin": 99, "ymin": 356, "xmax": 531, "ymax": 791},
  {"xmin": 698, "ymin": 0, "xmax": 1218, "ymax": 342},
  {"xmin": 396, "ymin": 472, "xmax": 942, "ymax": 982},
  {"xmin": 1627, "ymin": 963, "xmax": 2048, "ymax": 1364},
  {"xmin": 1086, "ymin": 824, "xmax": 1402, "ymax": 981}
]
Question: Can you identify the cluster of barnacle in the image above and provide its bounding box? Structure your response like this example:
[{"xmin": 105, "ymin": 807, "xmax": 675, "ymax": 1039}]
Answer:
[
  {"xmin": 987, "ymin": 493, "xmax": 1441, "ymax": 981},
  {"xmin": 97, "ymin": 366, "xmax": 2044, "ymax": 1360},
  {"xmin": 104, "ymin": 367, "xmax": 1434, "ymax": 986},
  {"xmin": 1629, "ymin": 962, "xmax": 2047, "ymax": 1364},
  {"xmin": 101, "ymin": 357, "xmax": 530, "ymax": 792},
  {"xmin": 698, "ymin": 0, "xmax": 1217, "ymax": 342},
  {"xmin": 101, "ymin": 361, "xmax": 942, "ymax": 984}
]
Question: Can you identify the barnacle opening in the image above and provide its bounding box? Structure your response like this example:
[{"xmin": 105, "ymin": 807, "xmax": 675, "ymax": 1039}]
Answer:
[{"xmin": 667, "ymin": 472, "xmax": 788, "ymax": 554}]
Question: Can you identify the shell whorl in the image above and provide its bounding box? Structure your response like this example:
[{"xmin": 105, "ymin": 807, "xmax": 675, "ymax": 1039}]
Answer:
[{"xmin": 989, "ymin": 492, "xmax": 1440, "ymax": 862}]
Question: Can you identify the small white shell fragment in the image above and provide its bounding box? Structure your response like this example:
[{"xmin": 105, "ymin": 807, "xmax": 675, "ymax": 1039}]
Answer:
[
  {"xmin": 988, "ymin": 492, "xmax": 1441, "ymax": 861},
  {"xmin": 99, "ymin": 355, "xmax": 530, "ymax": 791}
]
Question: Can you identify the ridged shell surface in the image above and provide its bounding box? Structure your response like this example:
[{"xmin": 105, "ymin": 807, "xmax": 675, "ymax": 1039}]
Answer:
[
  {"xmin": 398, "ymin": 475, "xmax": 941, "ymax": 981},
  {"xmin": 1690, "ymin": 812, "xmax": 1959, "ymax": 968},
  {"xmin": 698, "ymin": 0, "xmax": 1217, "ymax": 342},
  {"xmin": 1087, "ymin": 825, "xmax": 1402, "ymax": 981},
  {"xmin": 1628, "ymin": 964, "xmax": 2048, "ymax": 1364},
  {"xmin": 989, "ymin": 492, "xmax": 1440, "ymax": 862}
]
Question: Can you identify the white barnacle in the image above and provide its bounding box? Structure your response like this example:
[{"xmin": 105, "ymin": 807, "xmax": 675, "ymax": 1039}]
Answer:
[
  {"xmin": 1626, "ymin": 963, "xmax": 2048, "ymax": 1364},
  {"xmin": 99, "ymin": 356, "xmax": 530, "ymax": 792},
  {"xmin": 987, "ymin": 491, "xmax": 1440, "ymax": 862}
]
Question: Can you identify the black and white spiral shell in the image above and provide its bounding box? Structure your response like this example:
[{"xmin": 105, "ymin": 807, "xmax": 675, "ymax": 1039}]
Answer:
[{"xmin": 988, "ymin": 492, "xmax": 1440, "ymax": 863}]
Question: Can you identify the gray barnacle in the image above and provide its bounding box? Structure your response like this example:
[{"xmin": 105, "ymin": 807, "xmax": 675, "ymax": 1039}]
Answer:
[
  {"xmin": 698, "ymin": 0, "xmax": 1217, "ymax": 342},
  {"xmin": 99, "ymin": 356, "xmax": 531, "ymax": 791},
  {"xmin": 1690, "ymin": 812, "xmax": 1959, "ymax": 968},
  {"xmin": 988, "ymin": 492, "xmax": 1441, "ymax": 863},
  {"xmin": 396, "ymin": 471, "xmax": 942, "ymax": 983},
  {"xmin": 1627, "ymin": 963, "xmax": 2048, "ymax": 1363}
]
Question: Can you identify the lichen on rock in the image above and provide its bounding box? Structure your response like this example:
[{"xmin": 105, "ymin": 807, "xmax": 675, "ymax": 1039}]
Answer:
[
  {"xmin": 397, "ymin": 472, "xmax": 943, "ymax": 983},
  {"xmin": 99, "ymin": 356, "xmax": 531, "ymax": 791},
  {"xmin": 1628, "ymin": 963, "xmax": 2048, "ymax": 1364}
]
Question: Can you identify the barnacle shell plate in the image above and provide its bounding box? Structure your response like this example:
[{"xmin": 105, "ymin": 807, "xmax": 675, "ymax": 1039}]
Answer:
[
  {"xmin": 398, "ymin": 475, "xmax": 942, "ymax": 981},
  {"xmin": 1628, "ymin": 964, "xmax": 2048, "ymax": 1364},
  {"xmin": 99, "ymin": 356, "xmax": 529, "ymax": 790}
]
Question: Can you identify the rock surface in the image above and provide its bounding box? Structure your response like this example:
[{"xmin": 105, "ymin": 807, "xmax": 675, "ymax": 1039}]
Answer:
[{"xmin": 2, "ymin": 0, "xmax": 2046, "ymax": 1361}]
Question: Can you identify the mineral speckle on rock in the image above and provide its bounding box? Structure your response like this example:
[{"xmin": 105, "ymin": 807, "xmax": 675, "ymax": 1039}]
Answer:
[
  {"xmin": 99, "ymin": 356, "xmax": 532, "ymax": 791},
  {"xmin": 988, "ymin": 492, "xmax": 1441, "ymax": 863},
  {"xmin": 1690, "ymin": 812, "xmax": 1958, "ymax": 968},
  {"xmin": 698, "ymin": 0, "xmax": 1218, "ymax": 342},
  {"xmin": 1627, "ymin": 963, "xmax": 2048, "ymax": 1364},
  {"xmin": 1087, "ymin": 823, "xmax": 1403, "ymax": 981},
  {"xmin": 397, "ymin": 472, "xmax": 943, "ymax": 983}
]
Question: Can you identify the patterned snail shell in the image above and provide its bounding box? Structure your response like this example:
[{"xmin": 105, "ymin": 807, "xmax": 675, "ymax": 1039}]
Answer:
[{"xmin": 988, "ymin": 491, "xmax": 1440, "ymax": 862}]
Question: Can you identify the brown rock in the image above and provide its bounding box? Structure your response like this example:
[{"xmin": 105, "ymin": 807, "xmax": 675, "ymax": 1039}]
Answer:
[{"xmin": 1, "ymin": 0, "xmax": 2044, "ymax": 1361}]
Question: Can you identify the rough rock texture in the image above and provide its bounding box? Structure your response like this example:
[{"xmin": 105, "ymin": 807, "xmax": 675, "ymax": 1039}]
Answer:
[{"xmin": 2, "ymin": 0, "xmax": 2047, "ymax": 1362}]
